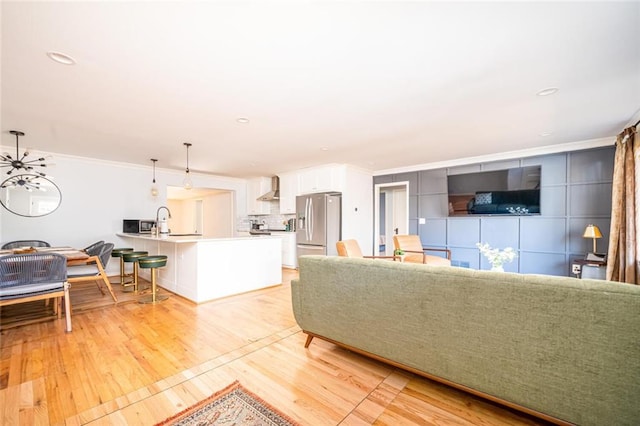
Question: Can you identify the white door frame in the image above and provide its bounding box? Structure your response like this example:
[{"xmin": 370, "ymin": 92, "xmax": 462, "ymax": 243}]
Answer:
[{"xmin": 374, "ymin": 181, "xmax": 409, "ymax": 255}]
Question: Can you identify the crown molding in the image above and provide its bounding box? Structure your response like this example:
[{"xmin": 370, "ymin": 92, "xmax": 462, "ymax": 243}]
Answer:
[{"xmin": 372, "ymin": 137, "xmax": 615, "ymax": 176}]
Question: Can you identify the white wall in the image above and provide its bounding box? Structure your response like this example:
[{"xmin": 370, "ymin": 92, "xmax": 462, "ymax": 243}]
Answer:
[
  {"xmin": 0, "ymin": 151, "xmax": 247, "ymax": 273},
  {"xmin": 166, "ymin": 192, "xmax": 233, "ymax": 237},
  {"xmin": 342, "ymin": 165, "xmax": 374, "ymax": 255},
  {"xmin": 203, "ymin": 192, "xmax": 233, "ymax": 237},
  {"xmin": 167, "ymin": 199, "xmax": 189, "ymax": 233}
]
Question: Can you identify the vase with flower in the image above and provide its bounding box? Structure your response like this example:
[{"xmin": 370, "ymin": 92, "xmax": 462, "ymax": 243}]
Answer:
[{"xmin": 476, "ymin": 242, "xmax": 517, "ymax": 272}]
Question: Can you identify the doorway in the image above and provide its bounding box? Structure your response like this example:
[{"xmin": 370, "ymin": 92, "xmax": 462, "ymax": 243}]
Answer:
[
  {"xmin": 167, "ymin": 186, "xmax": 234, "ymax": 237},
  {"xmin": 374, "ymin": 182, "xmax": 409, "ymax": 255}
]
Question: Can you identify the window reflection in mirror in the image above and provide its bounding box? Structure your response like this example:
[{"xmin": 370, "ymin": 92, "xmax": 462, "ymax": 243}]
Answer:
[
  {"xmin": 0, "ymin": 174, "xmax": 62, "ymax": 217},
  {"xmin": 166, "ymin": 186, "xmax": 234, "ymax": 238}
]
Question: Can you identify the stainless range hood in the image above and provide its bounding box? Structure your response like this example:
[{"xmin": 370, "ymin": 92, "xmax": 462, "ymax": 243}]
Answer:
[{"xmin": 257, "ymin": 176, "xmax": 280, "ymax": 201}]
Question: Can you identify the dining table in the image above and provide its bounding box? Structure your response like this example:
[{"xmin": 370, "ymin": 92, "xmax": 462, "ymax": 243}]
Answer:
[{"xmin": 0, "ymin": 246, "xmax": 90, "ymax": 264}]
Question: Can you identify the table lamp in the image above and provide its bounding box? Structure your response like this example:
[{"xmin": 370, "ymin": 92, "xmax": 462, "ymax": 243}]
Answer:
[{"xmin": 583, "ymin": 224, "xmax": 602, "ymax": 254}]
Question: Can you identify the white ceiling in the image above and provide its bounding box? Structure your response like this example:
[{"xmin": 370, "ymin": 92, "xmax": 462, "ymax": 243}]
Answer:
[{"xmin": 2, "ymin": 1, "xmax": 639, "ymax": 179}]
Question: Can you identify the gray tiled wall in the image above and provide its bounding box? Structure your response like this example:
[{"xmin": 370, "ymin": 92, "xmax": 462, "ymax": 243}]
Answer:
[{"xmin": 374, "ymin": 146, "xmax": 615, "ymax": 276}]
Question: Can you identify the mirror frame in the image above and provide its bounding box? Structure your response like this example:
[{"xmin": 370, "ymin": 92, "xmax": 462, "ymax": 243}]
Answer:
[{"xmin": 0, "ymin": 174, "xmax": 62, "ymax": 217}]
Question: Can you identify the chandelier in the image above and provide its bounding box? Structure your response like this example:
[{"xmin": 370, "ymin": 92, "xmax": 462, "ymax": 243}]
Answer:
[
  {"xmin": 0, "ymin": 174, "xmax": 46, "ymax": 192},
  {"xmin": 1, "ymin": 130, "xmax": 52, "ymax": 177}
]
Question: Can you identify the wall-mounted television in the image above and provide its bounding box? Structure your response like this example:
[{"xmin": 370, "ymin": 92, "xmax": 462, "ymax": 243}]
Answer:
[{"xmin": 447, "ymin": 166, "xmax": 541, "ymax": 216}]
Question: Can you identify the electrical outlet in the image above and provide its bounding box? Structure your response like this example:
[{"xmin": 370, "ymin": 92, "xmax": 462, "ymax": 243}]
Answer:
[{"xmin": 572, "ymin": 264, "xmax": 581, "ymax": 275}]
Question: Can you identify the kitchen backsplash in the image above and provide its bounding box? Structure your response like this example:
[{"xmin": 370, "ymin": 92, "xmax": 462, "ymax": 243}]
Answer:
[{"xmin": 238, "ymin": 201, "xmax": 296, "ymax": 232}]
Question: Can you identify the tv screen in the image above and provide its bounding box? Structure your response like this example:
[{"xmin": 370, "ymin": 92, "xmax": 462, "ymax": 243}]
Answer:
[{"xmin": 447, "ymin": 166, "xmax": 541, "ymax": 216}]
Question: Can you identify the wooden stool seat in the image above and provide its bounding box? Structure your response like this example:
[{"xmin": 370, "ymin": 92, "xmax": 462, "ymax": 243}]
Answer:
[{"xmin": 137, "ymin": 255, "xmax": 169, "ymax": 304}]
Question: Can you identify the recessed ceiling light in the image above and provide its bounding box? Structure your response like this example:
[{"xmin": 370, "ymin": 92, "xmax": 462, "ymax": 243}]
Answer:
[
  {"xmin": 320, "ymin": 147, "xmax": 329, "ymax": 151},
  {"xmin": 536, "ymin": 87, "xmax": 559, "ymax": 97},
  {"xmin": 539, "ymin": 132, "xmax": 553, "ymax": 137},
  {"xmin": 236, "ymin": 117, "xmax": 250, "ymax": 124},
  {"xmin": 46, "ymin": 51, "xmax": 76, "ymax": 65}
]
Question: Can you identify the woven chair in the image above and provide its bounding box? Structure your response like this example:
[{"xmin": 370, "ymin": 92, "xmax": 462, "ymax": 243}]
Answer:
[
  {"xmin": 0, "ymin": 253, "xmax": 71, "ymax": 332},
  {"xmin": 83, "ymin": 240, "xmax": 105, "ymax": 256},
  {"xmin": 2, "ymin": 240, "xmax": 51, "ymax": 249},
  {"xmin": 393, "ymin": 235, "xmax": 452, "ymax": 266},
  {"xmin": 67, "ymin": 242, "xmax": 118, "ymax": 302}
]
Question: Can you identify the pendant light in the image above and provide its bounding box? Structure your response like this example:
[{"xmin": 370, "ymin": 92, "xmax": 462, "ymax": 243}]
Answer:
[
  {"xmin": 1, "ymin": 130, "xmax": 53, "ymax": 177},
  {"xmin": 150, "ymin": 158, "xmax": 158, "ymax": 197},
  {"xmin": 183, "ymin": 142, "xmax": 193, "ymax": 190}
]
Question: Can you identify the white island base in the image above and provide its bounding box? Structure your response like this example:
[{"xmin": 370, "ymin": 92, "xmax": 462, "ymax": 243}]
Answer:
[{"xmin": 116, "ymin": 234, "xmax": 282, "ymax": 303}]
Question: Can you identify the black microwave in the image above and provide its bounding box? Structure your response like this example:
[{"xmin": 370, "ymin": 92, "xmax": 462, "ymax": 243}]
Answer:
[{"xmin": 123, "ymin": 219, "xmax": 156, "ymax": 234}]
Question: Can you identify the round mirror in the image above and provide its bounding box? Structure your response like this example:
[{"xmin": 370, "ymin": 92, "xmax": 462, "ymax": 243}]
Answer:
[{"xmin": 0, "ymin": 174, "xmax": 62, "ymax": 217}]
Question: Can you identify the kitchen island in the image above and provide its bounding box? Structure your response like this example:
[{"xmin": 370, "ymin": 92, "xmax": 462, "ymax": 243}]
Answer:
[{"xmin": 116, "ymin": 233, "xmax": 282, "ymax": 303}]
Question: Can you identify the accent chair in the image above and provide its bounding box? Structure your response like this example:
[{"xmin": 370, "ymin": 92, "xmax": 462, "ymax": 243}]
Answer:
[{"xmin": 393, "ymin": 235, "xmax": 451, "ymax": 266}]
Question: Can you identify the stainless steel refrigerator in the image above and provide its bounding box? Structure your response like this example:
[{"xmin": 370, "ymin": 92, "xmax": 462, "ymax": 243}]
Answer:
[{"xmin": 296, "ymin": 192, "xmax": 341, "ymax": 258}]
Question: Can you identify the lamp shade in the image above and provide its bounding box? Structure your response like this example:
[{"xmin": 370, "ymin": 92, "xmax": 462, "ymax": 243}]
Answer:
[{"xmin": 583, "ymin": 224, "xmax": 602, "ymax": 239}]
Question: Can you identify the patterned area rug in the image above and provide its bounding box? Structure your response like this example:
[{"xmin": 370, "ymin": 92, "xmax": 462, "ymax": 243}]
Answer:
[{"xmin": 155, "ymin": 381, "xmax": 300, "ymax": 426}]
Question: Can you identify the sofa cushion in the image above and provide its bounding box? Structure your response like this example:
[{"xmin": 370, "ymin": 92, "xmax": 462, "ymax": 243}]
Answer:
[
  {"xmin": 471, "ymin": 203, "xmax": 498, "ymax": 214},
  {"xmin": 469, "ymin": 189, "xmax": 540, "ymax": 214},
  {"xmin": 475, "ymin": 192, "xmax": 492, "ymax": 205}
]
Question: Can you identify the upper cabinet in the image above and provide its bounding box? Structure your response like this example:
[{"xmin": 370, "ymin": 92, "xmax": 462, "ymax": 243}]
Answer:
[
  {"xmin": 278, "ymin": 165, "xmax": 345, "ymax": 214},
  {"xmin": 247, "ymin": 177, "xmax": 271, "ymax": 215},
  {"xmin": 278, "ymin": 164, "xmax": 373, "ymax": 255},
  {"xmin": 278, "ymin": 172, "xmax": 299, "ymax": 214},
  {"xmin": 298, "ymin": 165, "xmax": 345, "ymax": 194}
]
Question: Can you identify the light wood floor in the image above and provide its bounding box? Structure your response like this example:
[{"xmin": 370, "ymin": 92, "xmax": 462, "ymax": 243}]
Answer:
[{"xmin": 0, "ymin": 269, "xmax": 551, "ymax": 425}]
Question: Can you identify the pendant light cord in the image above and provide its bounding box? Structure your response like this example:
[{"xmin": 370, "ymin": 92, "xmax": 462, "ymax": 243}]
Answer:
[
  {"xmin": 184, "ymin": 143, "xmax": 192, "ymax": 173},
  {"xmin": 151, "ymin": 158, "xmax": 157, "ymax": 183}
]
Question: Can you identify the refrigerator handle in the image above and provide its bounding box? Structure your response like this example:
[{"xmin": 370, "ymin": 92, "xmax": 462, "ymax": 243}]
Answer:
[
  {"xmin": 309, "ymin": 197, "xmax": 313, "ymax": 241},
  {"xmin": 304, "ymin": 198, "xmax": 311, "ymax": 241}
]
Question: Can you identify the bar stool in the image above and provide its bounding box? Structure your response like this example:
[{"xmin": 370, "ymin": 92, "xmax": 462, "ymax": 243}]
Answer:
[
  {"xmin": 111, "ymin": 248, "xmax": 134, "ymax": 288},
  {"xmin": 137, "ymin": 255, "xmax": 169, "ymax": 304},
  {"xmin": 121, "ymin": 251, "xmax": 148, "ymax": 293}
]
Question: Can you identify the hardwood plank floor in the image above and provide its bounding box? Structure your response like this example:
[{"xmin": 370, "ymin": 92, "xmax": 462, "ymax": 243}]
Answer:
[{"xmin": 1, "ymin": 269, "xmax": 551, "ymax": 425}]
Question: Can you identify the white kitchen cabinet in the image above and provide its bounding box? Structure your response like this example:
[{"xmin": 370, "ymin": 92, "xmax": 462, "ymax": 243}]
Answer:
[
  {"xmin": 272, "ymin": 232, "xmax": 297, "ymax": 268},
  {"xmin": 278, "ymin": 164, "xmax": 373, "ymax": 258},
  {"xmin": 117, "ymin": 233, "xmax": 282, "ymax": 303},
  {"xmin": 298, "ymin": 165, "xmax": 344, "ymax": 194},
  {"xmin": 278, "ymin": 172, "xmax": 299, "ymax": 214},
  {"xmin": 247, "ymin": 177, "xmax": 271, "ymax": 215}
]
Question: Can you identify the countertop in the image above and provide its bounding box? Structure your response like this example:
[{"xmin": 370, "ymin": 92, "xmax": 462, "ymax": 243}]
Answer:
[{"xmin": 116, "ymin": 233, "xmax": 281, "ymax": 243}]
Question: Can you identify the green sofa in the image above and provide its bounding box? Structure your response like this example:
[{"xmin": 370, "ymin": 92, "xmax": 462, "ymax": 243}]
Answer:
[{"xmin": 291, "ymin": 256, "xmax": 640, "ymax": 425}]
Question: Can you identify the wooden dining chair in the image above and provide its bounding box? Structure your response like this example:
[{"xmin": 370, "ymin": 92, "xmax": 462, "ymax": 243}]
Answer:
[
  {"xmin": 67, "ymin": 242, "xmax": 118, "ymax": 302},
  {"xmin": 336, "ymin": 239, "xmax": 399, "ymax": 260},
  {"xmin": 0, "ymin": 253, "xmax": 72, "ymax": 332},
  {"xmin": 393, "ymin": 235, "xmax": 452, "ymax": 266}
]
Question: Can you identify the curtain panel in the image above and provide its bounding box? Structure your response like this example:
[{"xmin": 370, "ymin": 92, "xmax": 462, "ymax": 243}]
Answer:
[{"xmin": 607, "ymin": 126, "xmax": 639, "ymax": 284}]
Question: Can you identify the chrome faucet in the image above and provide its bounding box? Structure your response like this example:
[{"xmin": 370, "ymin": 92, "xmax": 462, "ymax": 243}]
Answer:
[{"xmin": 156, "ymin": 206, "xmax": 172, "ymax": 234}]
